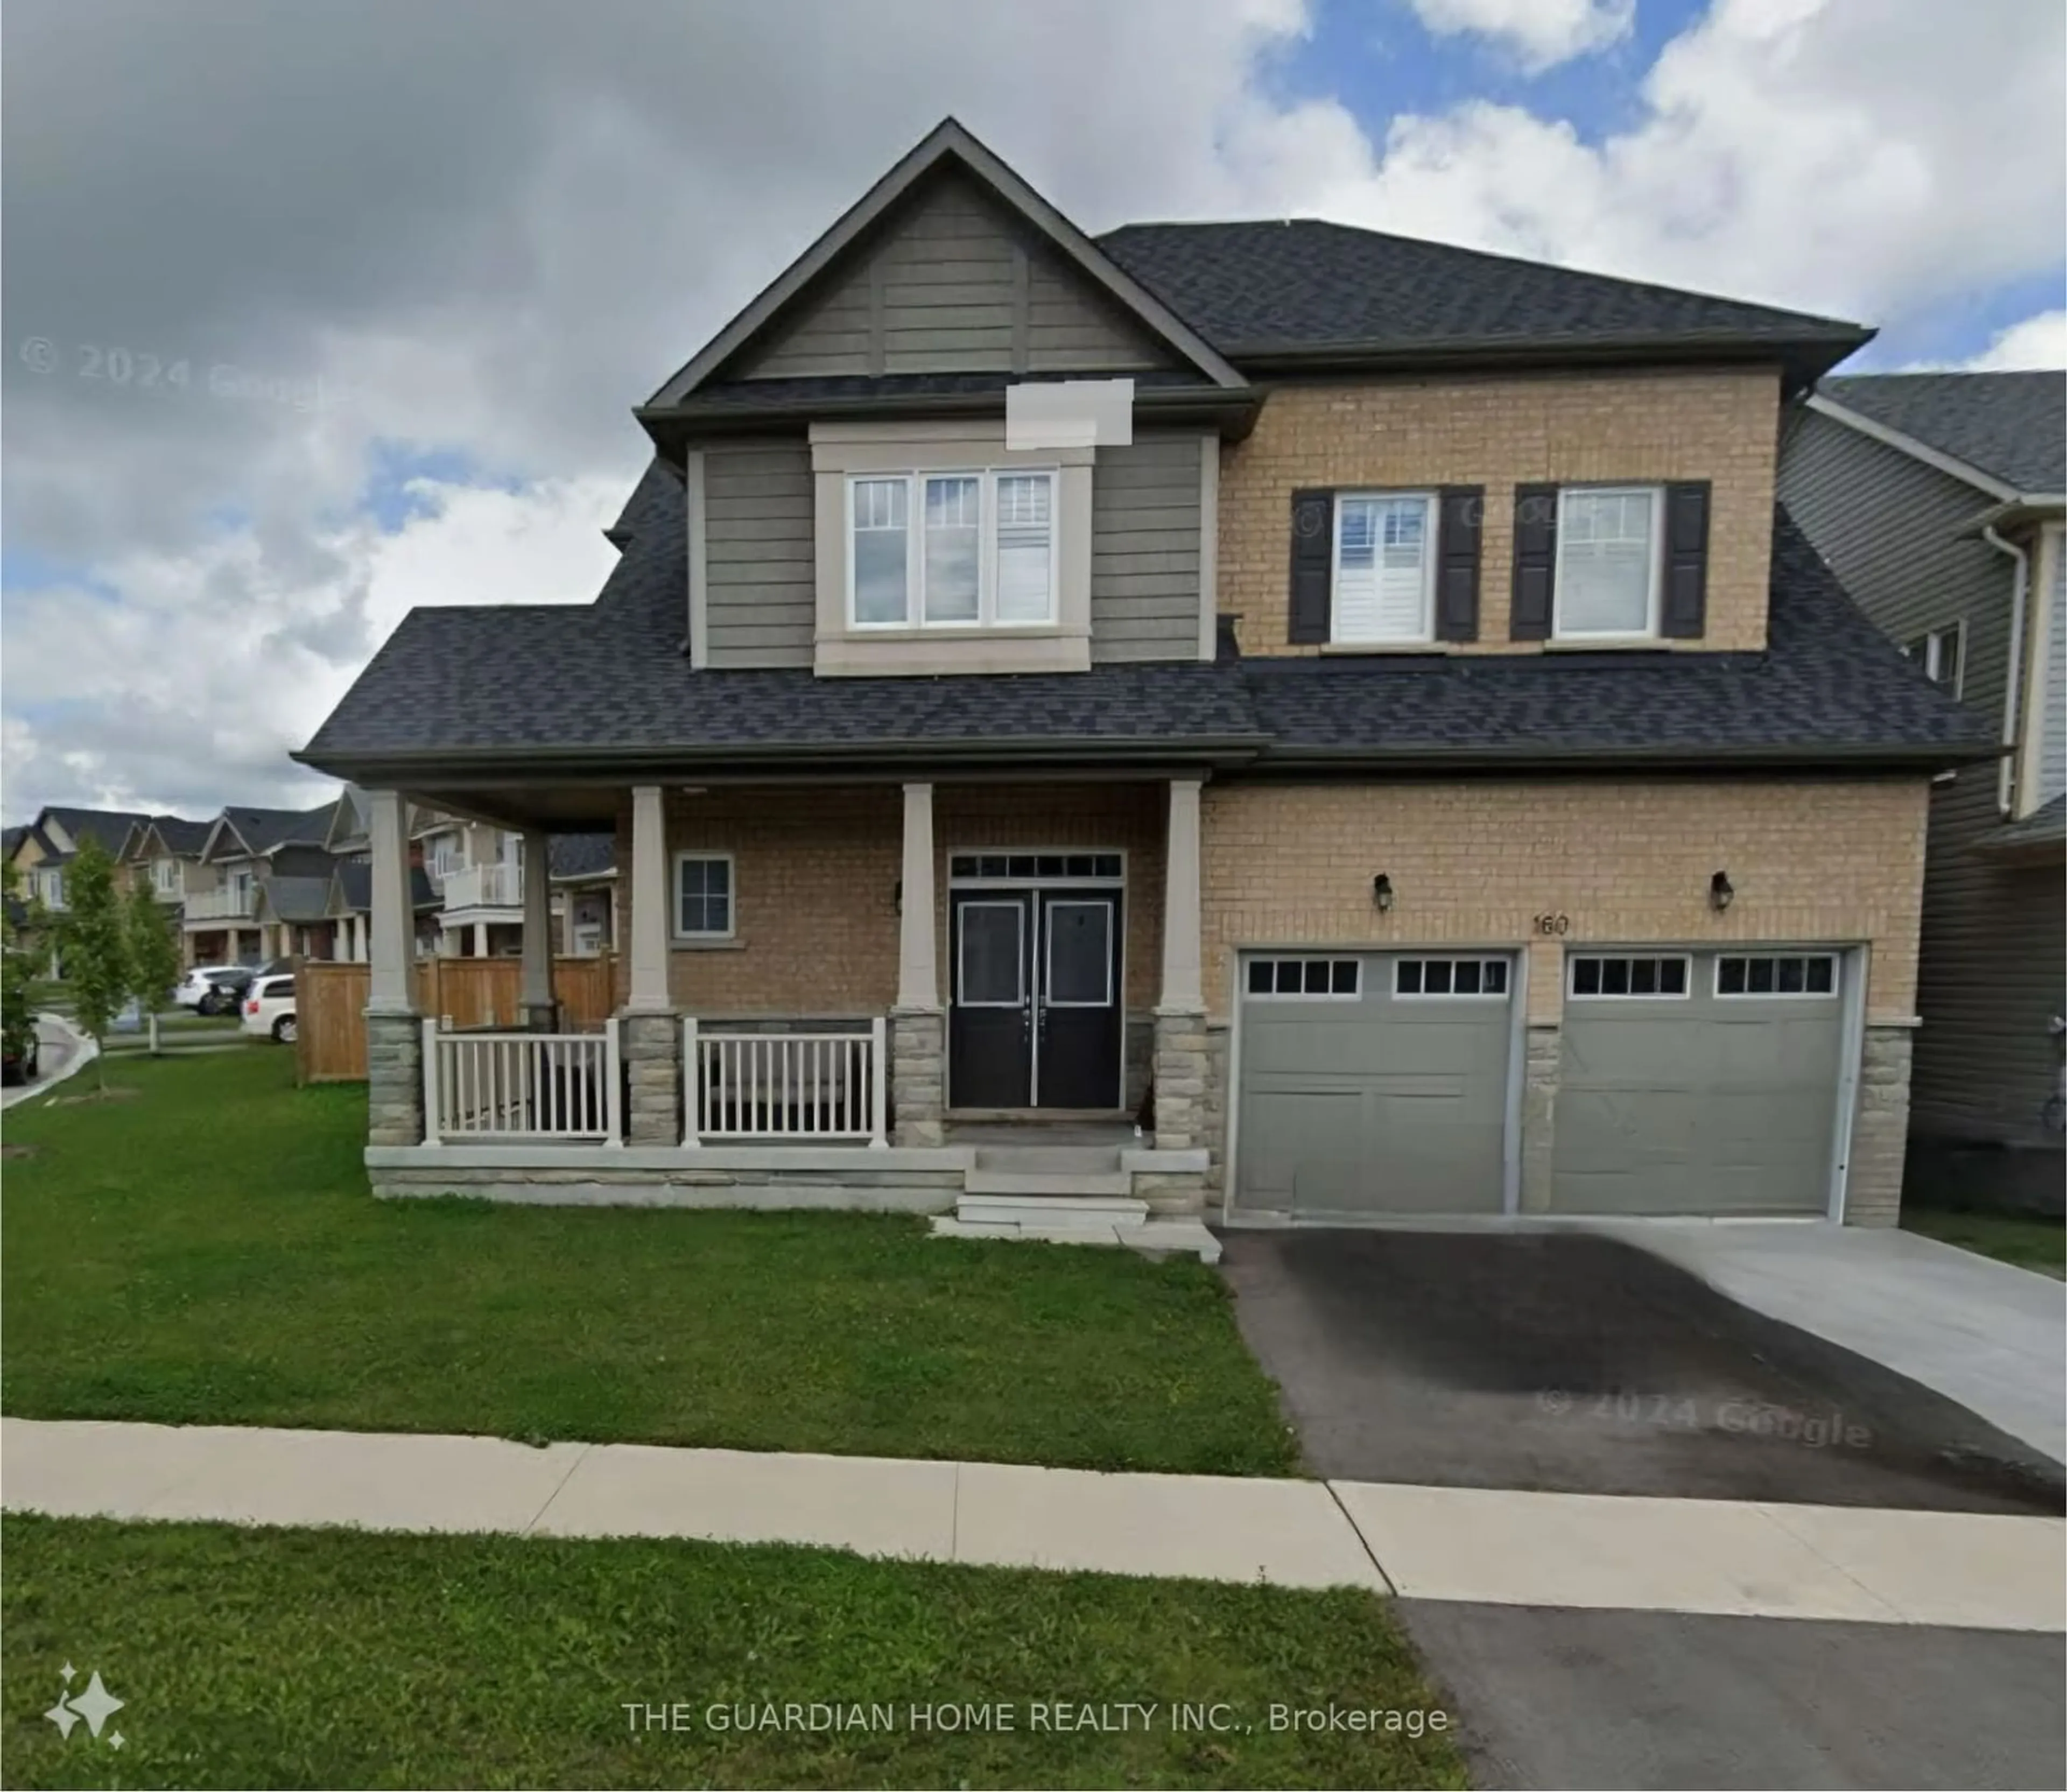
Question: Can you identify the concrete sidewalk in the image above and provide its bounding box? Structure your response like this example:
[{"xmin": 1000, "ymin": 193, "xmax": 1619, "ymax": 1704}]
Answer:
[{"xmin": 5, "ymin": 1417, "xmax": 2063, "ymax": 1631}]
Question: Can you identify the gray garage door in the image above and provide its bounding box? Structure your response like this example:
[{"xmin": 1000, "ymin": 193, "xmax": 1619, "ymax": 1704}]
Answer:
[
  {"xmin": 1552, "ymin": 948, "xmax": 1849, "ymax": 1217},
  {"xmin": 1235, "ymin": 952, "xmax": 1515, "ymax": 1219}
]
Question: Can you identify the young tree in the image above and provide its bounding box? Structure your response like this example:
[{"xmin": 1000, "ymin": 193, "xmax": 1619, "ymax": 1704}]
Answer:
[
  {"xmin": 125, "ymin": 879, "xmax": 182, "ymax": 1035},
  {"xmin": 1, "ymin": 864, "xmax": 34, "ymax": 1076},
  {"xmin": 58, "ymin": 836, "xmax": 131, "ymax": 1087}
]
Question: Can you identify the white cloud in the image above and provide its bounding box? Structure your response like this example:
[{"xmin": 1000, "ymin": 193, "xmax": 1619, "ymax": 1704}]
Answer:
[
  {"xmin": 5, "ymin": 0, "xmax": 2064, "ymax": 817},
  {"xmin": 1403, "ymin": 0, "xmax": 1634, "ymax": 72},
  {"xmin": 1951, "ymin": 308, "xmax": 2067, "ymax": 370}
]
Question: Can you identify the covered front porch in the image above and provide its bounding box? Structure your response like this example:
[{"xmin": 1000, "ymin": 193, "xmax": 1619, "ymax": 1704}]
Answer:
[{"xmin": 352, "ymin": 776, "xmax": 1213, "ymax": 1218}]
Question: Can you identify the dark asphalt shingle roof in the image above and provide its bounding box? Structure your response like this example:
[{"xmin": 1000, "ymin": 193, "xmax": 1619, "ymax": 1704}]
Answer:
[
  {"xmin": 256, "ymin": 874, "xmax": 334, "ymax": 925},
  {"xmin": 147, "ymin": 815, "xmax": 213, "ymax": 856},
  {"xmin": 218, "ymin": 804, "xmax": 335, "ymax": 855},
  {"xmin": 550, "ymin": 834, "xmax": 616, "ymax": 879},
  {"xmin": 1819, "ymin": 372, "xmax": 2066, "ymax": 495},
  {"xmin": 1245, "ymin": 511, "xmax": 1996, "ymax": 762},
  {"xmin": 299, "ymin": 448, "xmax": 1992, "ymax": 772},
  {"xmin": 686, "ymin": 370, "xmax": 1213, "ymax": 411},
  {"xmin": 332, "ymin": 860, "xmax": 438, "ymax": 914},
  {"xmin": 1097, "ymin": 220, "xmax": 1868, "ymax": 363},
  {"xmin": 1977, "ymin": 793, "xmax": 2066, "ymax": 854},
  {"xmin": 39, "ymin": 807, "xmax": 153, "ymax": 859}
]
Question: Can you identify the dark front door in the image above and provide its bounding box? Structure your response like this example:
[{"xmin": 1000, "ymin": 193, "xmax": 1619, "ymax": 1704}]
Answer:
[{"xmin": 948, "ymin": 887, "xmax": 1123, "ymax": 1110}]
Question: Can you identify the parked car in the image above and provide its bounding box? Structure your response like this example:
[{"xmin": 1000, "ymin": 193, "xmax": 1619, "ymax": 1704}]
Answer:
[
  {"xmin": 1, "ymin": 1022, "xmax": 38, "ymax": 1086},
  {"xmin": 174, "ymin": 965, "xmax": 233, "ymax": 1010},
  {"xmin": 195, "ymin": 967, "xmax": 255, "ymax": 1016},
  {"xmin": 241, "ymin": 974, "xmax": 296, "ymax": 1044}
]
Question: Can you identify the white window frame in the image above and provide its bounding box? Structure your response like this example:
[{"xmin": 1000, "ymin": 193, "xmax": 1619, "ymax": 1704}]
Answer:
[
  {"xmin": 1393, "ymin": 956, "xmax": 1511, "ymax": 1000},
  {"xmin": 1331, "ymin": 490, "xmax": 1437, "ymax": 645},
  {"xmin": 1244, "ymin": 956, "xmax": 1363, "ymax": 1001},
  {"xmin": 672, "ymin": 851, "xmax": 736, "ymax": 943},
  {"xmin": 1904, "ymin": 622, "xmax": 1965, "ymax": 698},
  {"xmin": 1043, "ymin": 898, "xmax": 1114, "ymax": 1009},
  {"xmin": 1553, "ymin": 485, "xmax": 1665, "ymax": 642},
  {"xmin": 957, "ymin": 899, "xmax": 1026, "ymax": 1008},
  {"xmin": 845, "ymin": 468, "xmax": 1058, "ymax": 633},
  {"xmin": 1713, "ymin": 952, "xmax": 1840, "ymax": 1000},
  {"xmin": 1566, "ymin": 953, "xmax": 1692, "ymax": 1001},
  {"xmin": 153, "ymin": 857, "xmax": 179, "ymax": 895}
]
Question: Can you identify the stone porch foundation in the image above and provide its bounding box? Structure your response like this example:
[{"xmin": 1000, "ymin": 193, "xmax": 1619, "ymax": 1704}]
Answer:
[
  {"xmin": 366, "ymin": 1013, "xmax": 425, "ymax": 1147},
  {"xmin": 891, "ymin": 1008, "xmax": 945, "ymax": 1147},
  {"xmin": 621, "ymin": 1013, "xmax": 680, "ymax": 1145}
]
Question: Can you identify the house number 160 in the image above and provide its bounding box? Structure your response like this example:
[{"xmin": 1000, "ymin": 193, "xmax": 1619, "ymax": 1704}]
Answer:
[{"xmin": 1532, "ymin": 912, "xmax": 1571, "ymax": 935}]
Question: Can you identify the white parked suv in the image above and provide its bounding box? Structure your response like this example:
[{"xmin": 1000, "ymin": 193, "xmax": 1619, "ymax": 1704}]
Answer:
[
  {"xmin": 241, "ymin": 973, "xmax": 297, "ymax": 1044},
  {"xmin": 174, "ymin": 965, "xmax": 235, "ymax": 1010}
]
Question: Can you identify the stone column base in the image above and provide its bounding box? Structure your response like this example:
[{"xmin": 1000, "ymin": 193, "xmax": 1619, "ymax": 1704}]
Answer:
[
  {"xmin": 1151, "ymin": 1008, "xmax": 1208, "ymax": 1151},
  {"xmin": 366, "ymin": 1011, "xmax": 425, "ymax": 1146},
  {"xmin": 891, "ymin": 1008, "xmax": 945, "ymax": 1147},
  {"xmin": 520, "ymin": 1001, "xmax": 558, "ymax": 1034},
  {"xmin": 1134, "ymin": 1171, "xmax": 1207, "ymax": 1217},
  {"xmin": 1846, "ymin": 1024, "xmax": 1915, "ymax": 1227},
  {"xmin": 621, "ymin": 1010, "xmax": 681, "ymax": 1145}
]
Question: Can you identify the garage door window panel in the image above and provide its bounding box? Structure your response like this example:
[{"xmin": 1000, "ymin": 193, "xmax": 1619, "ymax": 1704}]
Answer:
[
  {"xmin": 1396, "ymin": 957, "xmax": 1509, "ymax": 998},
  {"xmin": 1569, "ymin": 954, "xmax": 1690, "ymax": 999},
  {"xmin": 1716, "ymin": 953, "xmax": 1838, "ymax": 998},
  {"xmin": 1247, "ymin": 957, "xmax": 1361, "ymax": 999}
]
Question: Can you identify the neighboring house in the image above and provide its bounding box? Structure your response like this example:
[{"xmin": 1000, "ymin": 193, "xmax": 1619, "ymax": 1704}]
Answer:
[
  {"xmin": 117, "ymin": 814, "xmax": 216, "ymax": 908},
  {"xmin": 1780, "ymin": 370, "xmax": 2066, "ymax": 1211},
  {"xmin": 299, "ymin": 118, "xmax": 1990, "ymax": 1226},
  {"xmin": 186, "ymin": 803, "xmax": 338, "ymax": 966},
  {"xmin": 417, "ymin": 812, "xmax": 532, "ymax": 956},
  {"xmin": 551, "ymin": 834, "xmax": 616, "ymax": 956},
  {"xmin": 6, "ymin": 806, "xmax": 154, "ymax": 913}
]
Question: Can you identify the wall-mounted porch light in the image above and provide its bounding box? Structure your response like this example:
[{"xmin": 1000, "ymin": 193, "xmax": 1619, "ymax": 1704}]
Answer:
[
  {"xmin": 1372, "ymin": 873, "xmax": 1395, "ymax": 913},
  {"xmin": 1709, "ymin": 870, "xmax": 1735, "ymax": 912}
]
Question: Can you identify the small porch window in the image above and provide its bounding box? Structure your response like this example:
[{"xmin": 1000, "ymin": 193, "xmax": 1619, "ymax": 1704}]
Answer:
[{"xmin": 674, "ymin": 852, "xmax": 734, "ymax": 940}]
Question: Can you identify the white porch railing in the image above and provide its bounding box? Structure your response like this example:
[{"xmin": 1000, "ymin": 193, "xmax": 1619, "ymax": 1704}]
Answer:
[
  {"xmin": 440, "ymin": 863, "xmax": 522, "ymax": 911},
  {"xmin": 684, "ymin": 1017, "xmax": 887, "ymax": 1147},
  {"xmin": 422, "ymin": 1017, "xmax": 622, "ymax": 1143},
  {"xmin": 185, "ymin": 887, "xmax": 255, "ymax": 920}
]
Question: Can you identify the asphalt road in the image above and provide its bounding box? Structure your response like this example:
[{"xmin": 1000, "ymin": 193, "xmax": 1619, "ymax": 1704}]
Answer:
[
  {"xmin": 1, "ymin": 1015, "xmax": 81, "ymax": 1112},
  {"xmin": 1221, "ymin": 1228, "xmax": 2064, "ymax": 1512},
  {"xmin": 1403, "ymin": 1600, "xmax": 2067, "ymax": 1791}
]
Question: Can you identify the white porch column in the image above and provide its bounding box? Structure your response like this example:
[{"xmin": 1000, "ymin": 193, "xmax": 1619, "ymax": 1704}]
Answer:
[
  {"xmin": 890, "ymin": 781, "xmax": 945, "ymax": 1146},
  {"xmin": 438, "ymin": 926, "xmax": 458, "ymax": 958},
  {"xmin": 626, "ymin": 783, "xmax": 672, "ymax": 1012},
  {"xmin": 520, "ymin": 826, "xmax": 553, "ymax": 1025},
  {"xmin": 1158, "ymin": 777, "xmax": 1205, "ymax": 1011},
  {"xmin": 896, "ymin": 782, "xmax": 939, "ymax": 1009},
  {"xmin": 367, "ymin": 790, "xmax": 417, "ymax": 1013},
  {"xmin": 471, "ymin": 920, "xmax": 489, "ymax": 958}
]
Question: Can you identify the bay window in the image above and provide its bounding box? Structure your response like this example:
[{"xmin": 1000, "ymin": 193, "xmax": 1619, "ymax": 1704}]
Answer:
[{"xmin": 847, "ymin": 468, "xmax": 1058, "ymax": 629}]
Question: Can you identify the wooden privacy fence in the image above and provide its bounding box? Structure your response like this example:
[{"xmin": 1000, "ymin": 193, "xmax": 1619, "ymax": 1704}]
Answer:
[{"xmin": 296, "ymin": 955, "xmax": 619, "ymax": 1083}]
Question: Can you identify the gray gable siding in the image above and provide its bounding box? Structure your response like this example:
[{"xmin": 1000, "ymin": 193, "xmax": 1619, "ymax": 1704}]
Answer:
[
  {"xmin": 699, "ymin": 428, "xmax": 1205, "ymax": 670},
  {"xmin": 1780, "ymin": 409, "xmax": 2062, "ymax": 1155},
  {"xmin": 736, "ymin": 171, "xmax": 1175, "ymax": 382},
  {"xmin": 702, "ymin": 439, "xmax": 817, "ymax": 669},
  {"xmin": 1091, "ymin": 431, "xmax": 1203, "ymax": 663}
]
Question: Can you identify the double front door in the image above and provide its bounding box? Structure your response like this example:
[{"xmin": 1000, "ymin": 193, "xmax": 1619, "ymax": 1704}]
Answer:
[{"xmin": 948, "ymin": 888, "xmax": 1123, "ymax": 1109}]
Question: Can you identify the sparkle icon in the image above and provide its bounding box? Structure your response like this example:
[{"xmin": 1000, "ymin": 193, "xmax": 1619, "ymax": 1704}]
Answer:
[
  {"xmin": 109, "ymin": 1732, "xmax": 126, "ymax": 1752},
  {"xmin": 68, "ymin": 1671, "xmax": 124, "ymax": 1739},
  {"xmin": 43, "ymin": 1696, "xmax": 79, "ymax": 1740},
  {"xmin": 60, "ymin": 1663, "xmax": 76, "ymax": 1684}
]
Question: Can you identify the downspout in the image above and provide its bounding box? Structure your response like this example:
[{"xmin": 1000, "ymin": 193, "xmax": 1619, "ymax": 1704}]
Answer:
[{"xmin": 1982, "ymin": 524, "xmax": 2029, "ymax": 814}]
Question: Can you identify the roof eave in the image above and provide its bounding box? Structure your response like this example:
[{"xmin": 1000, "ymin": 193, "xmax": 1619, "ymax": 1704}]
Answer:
[{"xmin": 1254, "ymin": 737, "xmax": 2001, "ymax": 773}]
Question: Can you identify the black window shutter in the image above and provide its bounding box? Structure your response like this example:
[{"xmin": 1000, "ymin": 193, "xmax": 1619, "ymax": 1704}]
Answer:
[
  {"xmin": 1510, "ymin": 483, "xmax": 1557, "ymax": 640},
  {"xmin": 1661, "ymin": 481, "xmax": 1710, "ymax": 639},
  {"xmin": 1435, "ymin": 486, "xmax": 1484, "ymax": 642},
  {"xmin": 1288, "ymin": 489, "xmax": 1333, "ymax": 644}
]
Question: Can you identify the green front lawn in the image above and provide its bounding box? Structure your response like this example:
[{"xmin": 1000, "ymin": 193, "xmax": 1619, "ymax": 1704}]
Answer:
[
  {"xmin": 1904, "ymin": 1207, "xmax": 2066, "ymax": 1280},
  {"xmin": 1, "ymin": 1051, "xmax": 1296, "ymax": 1474},
  {"xmin": 2, "ymin": 1516, "xmax": 1463, "ymax": 1790}
]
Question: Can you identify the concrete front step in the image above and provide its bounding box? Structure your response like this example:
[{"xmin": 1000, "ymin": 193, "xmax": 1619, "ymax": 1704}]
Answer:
[
  {"xmin": 969, "ymin": 1144, "xmax": 1125, "ymax": 1174},
  {"xmin": 957, "ymin": 1192, "xmax": 1150, "ymax": 1227},
  {"xmin": 962, "ymin": 1168, "xmax": 1134, "ymax": 1199}
]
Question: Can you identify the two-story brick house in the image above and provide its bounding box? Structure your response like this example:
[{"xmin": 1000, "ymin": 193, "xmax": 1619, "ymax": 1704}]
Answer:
[{"xmin": 300, "ymin": 120, "xmax": 1991, "ymax": 1231}]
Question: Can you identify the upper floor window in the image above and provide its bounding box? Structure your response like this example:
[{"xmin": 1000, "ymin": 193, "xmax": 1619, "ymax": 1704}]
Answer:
[
  {"xmin": 1555, "ymin": 487, "xmax": 1662, "ymax": 640},
  {"xmin": 426, "ymin": 833, "xmax": 465, "ymax": 883},
  {"xmin": 849, "ymin": 469, "xmax": 1056, "ymax": 630},
  {"xmin": 1334, "ymin": 493, "xmax": 1435, "ymax": 643},
  {"xmin": 1903, "ymin": 624, "xmax": 1963, "ymax": 697},
  {"xmin": 153, "ymin": 858, "xmax": 179, "ymax": 894}
]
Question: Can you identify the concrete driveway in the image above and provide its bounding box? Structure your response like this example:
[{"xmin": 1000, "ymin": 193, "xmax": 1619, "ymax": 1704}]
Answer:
[{"xmin": 1220, "ymin": 1228, "xmax": 2064, "ymax": 1513}]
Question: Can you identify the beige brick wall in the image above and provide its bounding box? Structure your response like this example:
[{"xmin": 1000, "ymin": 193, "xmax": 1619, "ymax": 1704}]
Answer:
[
  {"xmin": 1219, "ymin": 367, "xmax": 1782, "ymax": 655},
  {"xmin": 612, "ymin": 782, "xmax": 1165, "ymax": 1017},
  {"xmin": 1199, "ymin": 776, "xmax": 1930, "ymax": 1024}
]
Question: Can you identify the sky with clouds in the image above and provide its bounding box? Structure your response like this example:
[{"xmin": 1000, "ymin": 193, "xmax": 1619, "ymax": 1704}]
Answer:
[{"xmin": 3, "ymin": 0, "xmax": 2062, "ymax": 820}]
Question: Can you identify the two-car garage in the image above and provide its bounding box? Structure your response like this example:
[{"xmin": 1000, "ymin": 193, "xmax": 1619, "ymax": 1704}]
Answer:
[{"xmin": 1232, "ymin": 947, "xmax": 1857, "ymax": 1223}]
